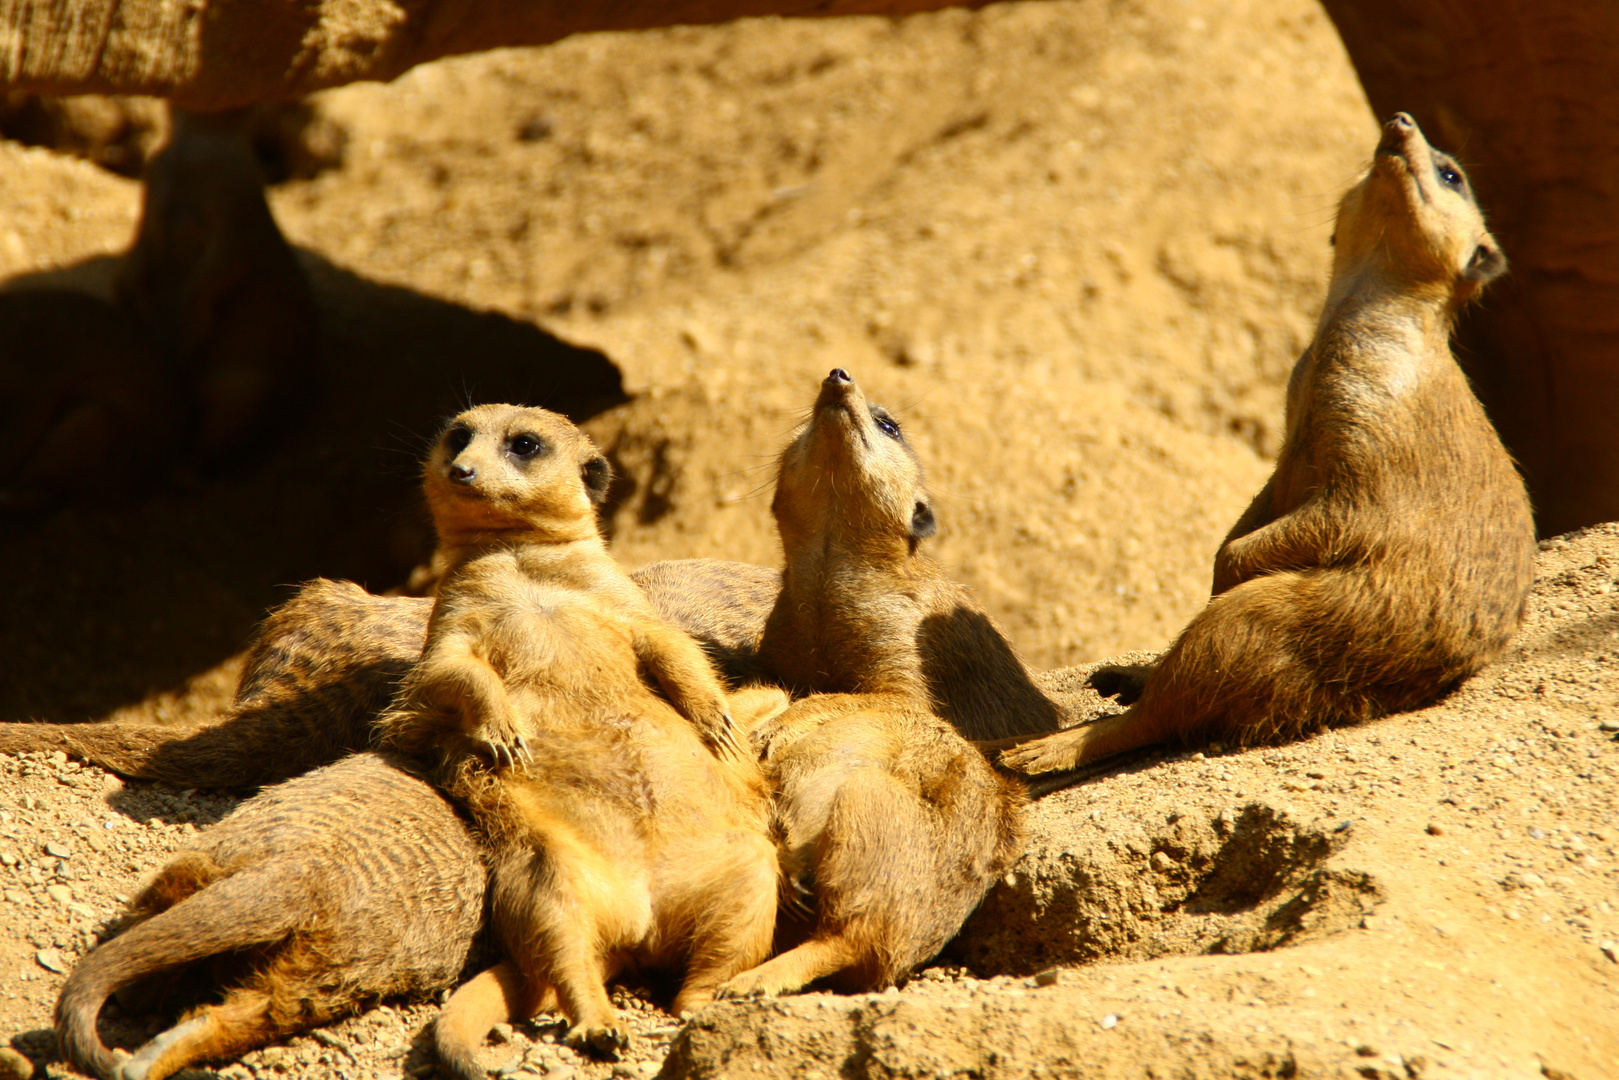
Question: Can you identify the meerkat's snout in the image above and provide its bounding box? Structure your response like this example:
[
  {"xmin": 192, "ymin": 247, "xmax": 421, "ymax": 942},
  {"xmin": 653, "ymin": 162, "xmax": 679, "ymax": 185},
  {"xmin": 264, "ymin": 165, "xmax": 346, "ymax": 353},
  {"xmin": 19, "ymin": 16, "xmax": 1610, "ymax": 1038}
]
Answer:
[
  {"xmin": 449, "ymin": 463, "xmax": 477, "ymax": 486},
  {"xmin": 1377, "ymin": 112, "xmax": 1416, "ymax": 155}
]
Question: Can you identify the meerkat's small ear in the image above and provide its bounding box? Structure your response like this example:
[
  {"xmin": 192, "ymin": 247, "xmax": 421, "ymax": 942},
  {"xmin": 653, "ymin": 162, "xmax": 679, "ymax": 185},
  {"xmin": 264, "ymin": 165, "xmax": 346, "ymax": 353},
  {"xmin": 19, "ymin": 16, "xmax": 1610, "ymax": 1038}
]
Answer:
[
  {"xmin": 910, "ymin": 500, "xmax": 937, "ymax": 542},
  {"xmin": 581, "ymin": 455, "xmax": 612, "ymax": 505},
  {"xmin": 1463, "ymin": 241, "xmax": 1506, "ymax": 284}
]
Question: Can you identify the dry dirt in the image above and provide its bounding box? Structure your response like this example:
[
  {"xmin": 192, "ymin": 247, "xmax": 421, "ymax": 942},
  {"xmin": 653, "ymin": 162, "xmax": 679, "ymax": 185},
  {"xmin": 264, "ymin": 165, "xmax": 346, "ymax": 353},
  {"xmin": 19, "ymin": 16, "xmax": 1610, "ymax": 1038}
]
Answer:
[{"xmin": 0, "ymin": 0, "xmax": 1613, "ymax": 1077}]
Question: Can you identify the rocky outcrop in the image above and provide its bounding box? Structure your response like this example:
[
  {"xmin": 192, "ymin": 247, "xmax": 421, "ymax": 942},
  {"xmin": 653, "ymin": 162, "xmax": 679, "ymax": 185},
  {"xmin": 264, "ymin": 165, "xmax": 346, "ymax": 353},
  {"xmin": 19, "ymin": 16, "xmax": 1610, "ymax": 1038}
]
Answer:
[
  {"xmin": 0, "ymin": 1, "xmax": 981, "ymax": 109},
  {"xmin": 1321, "ymin": 2, "xmax": 1619, "ymax": 536}
]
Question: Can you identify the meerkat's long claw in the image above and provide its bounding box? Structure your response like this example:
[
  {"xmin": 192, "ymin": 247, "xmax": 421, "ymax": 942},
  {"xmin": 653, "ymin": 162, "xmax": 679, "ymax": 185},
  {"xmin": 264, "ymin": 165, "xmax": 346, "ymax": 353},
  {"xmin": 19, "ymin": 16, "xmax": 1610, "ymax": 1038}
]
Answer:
[{"xmin": 514, "ymin": 734, "xmax": 532, "ymax": 765}]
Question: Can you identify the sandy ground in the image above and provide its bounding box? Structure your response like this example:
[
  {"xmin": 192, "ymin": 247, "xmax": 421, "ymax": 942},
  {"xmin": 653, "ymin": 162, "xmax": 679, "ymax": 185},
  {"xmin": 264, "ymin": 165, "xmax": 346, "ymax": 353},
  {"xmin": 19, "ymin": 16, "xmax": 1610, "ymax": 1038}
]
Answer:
[{"xmin": 2, "ymin": 0, "xmax": 1613, "ymax": 1077}]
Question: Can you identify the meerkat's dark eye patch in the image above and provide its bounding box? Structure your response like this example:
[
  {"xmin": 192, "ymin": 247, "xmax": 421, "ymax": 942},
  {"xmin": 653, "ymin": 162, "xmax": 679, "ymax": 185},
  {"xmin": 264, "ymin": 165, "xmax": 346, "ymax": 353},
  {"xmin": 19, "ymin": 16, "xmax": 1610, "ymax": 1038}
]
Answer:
[
  {"xmin": 507, "ymin": 433, "xmax": 548, "ymax": 459},
  {"xmin": 872, "ymin": 408, "xmax": 902, "ymax": 440},
  {"xmin": 910, "ymin": 500, "xmax": 936, "ymax": 541},
  {"xmin": 1435, "ymin": 157, "xmax": 1466, "ymax": 193},
  {"xmin": 581, "ymin": 455, "xmax": 612, "ymax": 505},
  {"xmin": 443, "ymin": 425, "xmax": 473, "ymax": 455}
]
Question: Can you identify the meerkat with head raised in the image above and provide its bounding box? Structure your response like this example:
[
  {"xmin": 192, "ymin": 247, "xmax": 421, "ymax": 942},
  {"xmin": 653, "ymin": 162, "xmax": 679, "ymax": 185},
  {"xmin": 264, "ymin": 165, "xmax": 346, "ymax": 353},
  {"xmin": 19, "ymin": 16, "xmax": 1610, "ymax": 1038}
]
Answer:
[
  {"xmin": 716, "ymin": 370, "xmax": 1025, "ymax": 998},
  {"xmin": 998, "ymin": 114, "xmax": 1535, "ymax": 775},
  {"xmin": 376, "ymin": 405, "xmax": 779, "ymax": 1072}
]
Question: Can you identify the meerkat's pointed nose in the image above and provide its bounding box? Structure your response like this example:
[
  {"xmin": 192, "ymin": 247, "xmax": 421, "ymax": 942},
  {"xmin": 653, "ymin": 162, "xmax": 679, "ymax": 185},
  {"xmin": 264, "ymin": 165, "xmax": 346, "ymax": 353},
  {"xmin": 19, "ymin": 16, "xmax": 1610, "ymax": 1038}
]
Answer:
[
  {"xmin": 449, "ymin": 463, "xmax": 477, "ymax": 485},
  {"xmin": 1377, "ymin": 112, "xmax": 1422, "ymax": 156},
  {"xmin": 826, "ymin": 368, "xmax": 853, "ymax": 385}
]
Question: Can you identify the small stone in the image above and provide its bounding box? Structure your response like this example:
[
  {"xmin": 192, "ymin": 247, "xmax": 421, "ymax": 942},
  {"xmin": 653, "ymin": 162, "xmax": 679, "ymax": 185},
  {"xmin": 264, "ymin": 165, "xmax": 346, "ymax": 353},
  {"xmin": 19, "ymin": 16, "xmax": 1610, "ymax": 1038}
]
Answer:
[
  {"xmin": 1599, "ymin": 720, "xmax": 1619, "ymax": 733},
  {"xmin": 310, "ymin": 1030, "xmax": 350, "ymax": 1054},
  {"xmin": 1425, "ymin": 823, "xmax": 1444, "ymax": 836},
  {"xmin": 0, "ymin": 1047, "xmax": 35, "ymax": 1080},
  {"xmin": 21, "ymin": 796, "xmax": 35, "ymax": 811},
  {"xmin": 491, "ymin": 1022, "xmax": 515, "ymax": 1044},
  {"xmin": 256, "ymin": 1047, "xmax": 288, "ymax": 1068},
  {"xmin": 1528, "ymin": 827, "xmax": 1546, "ymax": 840},
  {"xmin": 35, "ymin": 948, "xmax": 67, "ymax": 973},
  {"xmin": 3, "ymin": 889, "xmax": 28, "ymax": 905},
  {"xmin": 549, "ymin": 1068, "xmax": 578, "ymax": 1080},
  {"xmin": 0, "ymin": 851, "xmax": 16, "ymax": 866},
  {"xmin": 496, "ymin": 1052, "xmax": 527, "ymax": 1076},
  {"xmin": 45, "ymin": 884, "xmax": 72, "ymax": 905},
  {"xmin": 68, "ymin": 903, "xmax": 97, "ymax": 919},
  {"xmin": 83, "ymin": 833, "xmax": 108, "ymax": 853},
  {"xmin": 43, "ymin": 842, "xmax": 71, "ymax": 859},
  {"xmin": 1150, "ymin": 851, "xmax": 1176, "ymax": 871},
  {"xmin": 48, "ymin": 752, "xmax": 67, "ymax": 765},
  {"xmin": 1599, "ymin": 941, "xmax": 1618, "ymax": 963},
  {"xmin": 1033, "ymin": 968, "xmax": 1061, "ymax": 987},
  {"xmin": 1098, "ymin": 1013, "xmax": 1118, "ymax": 1030},
  {"xmin": 1355, "ymin": 1044, "xmax": 1379, "ymax": 1057}
]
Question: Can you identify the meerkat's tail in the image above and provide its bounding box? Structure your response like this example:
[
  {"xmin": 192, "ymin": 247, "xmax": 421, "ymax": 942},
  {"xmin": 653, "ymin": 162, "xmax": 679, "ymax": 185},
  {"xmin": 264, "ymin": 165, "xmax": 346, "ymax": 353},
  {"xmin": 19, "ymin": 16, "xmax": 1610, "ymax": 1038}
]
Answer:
[
  {"xmin": 56, "ymin": 858, "xmax": 306, "ymax": 1079},
  {"xmin": 0, "ymin": 714, "xmax": 355, "ymax": 788},
  {"xmin": 436, "ymin": 963, "xmax": 555, "ymax": 1080}
]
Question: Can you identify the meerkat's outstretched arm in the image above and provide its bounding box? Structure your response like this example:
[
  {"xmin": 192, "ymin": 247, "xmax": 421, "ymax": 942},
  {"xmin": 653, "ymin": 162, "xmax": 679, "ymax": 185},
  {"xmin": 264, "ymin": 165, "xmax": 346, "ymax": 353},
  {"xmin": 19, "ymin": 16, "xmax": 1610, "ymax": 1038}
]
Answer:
[{"xmin": 632, "ymin": 624, "xmax": 745, "ymax": 760}]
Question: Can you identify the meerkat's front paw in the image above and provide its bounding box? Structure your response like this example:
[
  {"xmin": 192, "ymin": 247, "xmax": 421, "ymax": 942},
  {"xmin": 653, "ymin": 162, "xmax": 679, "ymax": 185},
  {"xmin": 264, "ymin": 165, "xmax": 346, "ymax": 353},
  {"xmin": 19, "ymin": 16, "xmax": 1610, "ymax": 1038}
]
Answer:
[
  {"xmin": 563, "ymin": 1021, "xmax": 630, "ymax": 1059},
  {"xmin": 689, "ymin": 697, "xmax": 749, "ymax": 762},
  {"xmin": 1087, "ymin": 663, "xmax": 1154, "ymax": 706},
  {"xmin": 469, "ymin": 716, "xmax": 531, "ymax": 769},
  {"xmin": 998, "ymin": 732, "xmax": 1083, "ymax": 776}
]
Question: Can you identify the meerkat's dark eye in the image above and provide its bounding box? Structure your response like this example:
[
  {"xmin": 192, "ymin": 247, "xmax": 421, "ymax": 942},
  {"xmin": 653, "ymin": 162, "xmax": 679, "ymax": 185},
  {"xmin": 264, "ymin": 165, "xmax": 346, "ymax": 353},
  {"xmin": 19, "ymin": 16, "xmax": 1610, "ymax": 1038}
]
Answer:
[
  {"xmin": 1436, "ymin": 162, "xmax": 1464, "ymax": 191},
  {"xmin": 507, "ymin": 434, "xmax": 547, "ymax": 459},
  {"xmin": 443, "ymin": 425, "xmax": 472, "ymax": 454},
  {"xmin": 872, "ymin": 410, "xmax": 902, "ymax": 440}
]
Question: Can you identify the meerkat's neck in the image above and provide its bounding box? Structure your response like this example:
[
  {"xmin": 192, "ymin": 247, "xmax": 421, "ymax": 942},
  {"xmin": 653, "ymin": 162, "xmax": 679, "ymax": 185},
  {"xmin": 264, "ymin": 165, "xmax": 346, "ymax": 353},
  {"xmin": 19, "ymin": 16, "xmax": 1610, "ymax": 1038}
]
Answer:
[
  {"xmin": 437, "ymin": 530, "xmax": 609, "ymax": 579},
  {"xmin": 1310, "ymin": 263, "xmax": 1462, "ymax": 384}
]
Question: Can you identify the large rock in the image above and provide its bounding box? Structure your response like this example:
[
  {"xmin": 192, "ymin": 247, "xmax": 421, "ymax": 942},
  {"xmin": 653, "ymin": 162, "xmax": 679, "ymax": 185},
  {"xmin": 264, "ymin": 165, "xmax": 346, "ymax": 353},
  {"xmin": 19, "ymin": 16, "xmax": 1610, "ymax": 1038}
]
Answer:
[
  {"xmin": 0, "ymin": 1, "xmax": 983, "ymax": 109},
  {"xmin": 1320, "ymin": 1, "xmax": 1619, "ymax": 536},
  {"xmin": 668, "ymin": 524, "xmax": 1619, "ymax": 1078}
]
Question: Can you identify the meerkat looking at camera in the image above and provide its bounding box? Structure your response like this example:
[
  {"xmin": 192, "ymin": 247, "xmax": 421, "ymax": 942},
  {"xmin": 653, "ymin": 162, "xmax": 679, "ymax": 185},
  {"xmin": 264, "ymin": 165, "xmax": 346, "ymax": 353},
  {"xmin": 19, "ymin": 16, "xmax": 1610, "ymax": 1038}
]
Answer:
[{"xmin": 375, "ymin": 405, "xmax": 780, "ymax": 1074}]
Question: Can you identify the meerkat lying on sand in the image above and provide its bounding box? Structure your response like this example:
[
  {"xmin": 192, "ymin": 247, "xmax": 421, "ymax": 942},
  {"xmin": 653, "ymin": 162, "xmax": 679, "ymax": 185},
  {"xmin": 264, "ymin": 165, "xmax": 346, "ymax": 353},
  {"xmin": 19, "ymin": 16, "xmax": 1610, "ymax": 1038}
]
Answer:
[{"xmin": 55, "ymin": 751, "xmax": 485, "ymax": 1080}]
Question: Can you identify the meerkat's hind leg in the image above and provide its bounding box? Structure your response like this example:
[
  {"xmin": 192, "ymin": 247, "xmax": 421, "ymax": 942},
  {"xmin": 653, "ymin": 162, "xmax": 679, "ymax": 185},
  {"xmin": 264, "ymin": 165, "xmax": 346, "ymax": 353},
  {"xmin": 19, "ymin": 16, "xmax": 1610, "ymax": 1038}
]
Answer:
[
  {"xmin": 114, "ymin": 985, "xmax": 286, "ymax": 1080},
  {"xmin": 436, "ymin": 962, "xmax": 559, "ymax": 1080},
  {"xmin": 714, "ymin": 935, "xmax": 861, "ymax": 1000},
  {"xmin": 1001, "ymin": 572, "xmax": 1320, "ymax": 775},
  {"xmin": 492, "ymin": 842, "xmax": 631, "ymax": 1059},
  {"xmin": 668, "ymin": 830, "xmax": 779, "ymax": 1015}
]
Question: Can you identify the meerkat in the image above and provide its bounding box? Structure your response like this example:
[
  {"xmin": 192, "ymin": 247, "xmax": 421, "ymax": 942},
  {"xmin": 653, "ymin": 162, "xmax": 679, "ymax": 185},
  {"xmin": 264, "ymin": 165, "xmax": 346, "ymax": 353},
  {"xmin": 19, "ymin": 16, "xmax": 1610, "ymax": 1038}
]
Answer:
[
  {"xmin": 115, "ymin": 106, "xmax": 317, "ymax": 463},
  {"xmin": 757, "ymin": 373, "xmax": 1061, "ymax": 744},
  {"xmin": 374, "ymin": 404, "xmax": 778, "ymax": 1069},
  {"xmin": 0, "ymin": 560, "xmax": 779, "ymax": 787},
  {"xmin": 0, "ymin": 289, "xmax": 182, "ymax": 513},
  {"xmin": 54, "ymin": 750, "xmax": 486, "ymax": 1080},
  {"xmin": 712, "ymin": 369, "xmax": 1025, "ymax": 998},
  {"xmin": 996, "ymin": 113, "xmax": 1536, "ymax": 777}
]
